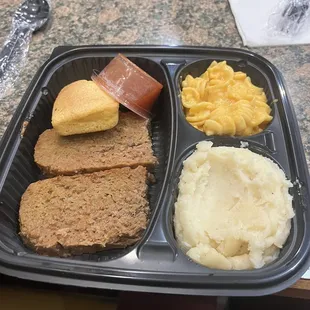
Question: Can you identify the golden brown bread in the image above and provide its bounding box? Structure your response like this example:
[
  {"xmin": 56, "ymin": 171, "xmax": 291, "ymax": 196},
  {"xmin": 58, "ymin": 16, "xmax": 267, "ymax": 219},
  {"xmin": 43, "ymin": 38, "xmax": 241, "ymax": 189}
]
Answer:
[
  {"xmin": 35, "ymin": 112, "xmax": 157, "ymax": 176},
  {"xmin": 19, "ymin": 166, "xmax": 149, "ymax": 257},
  {"xmin": 51, "ymin": 80, "xmax": 119, "ymax": 136}
]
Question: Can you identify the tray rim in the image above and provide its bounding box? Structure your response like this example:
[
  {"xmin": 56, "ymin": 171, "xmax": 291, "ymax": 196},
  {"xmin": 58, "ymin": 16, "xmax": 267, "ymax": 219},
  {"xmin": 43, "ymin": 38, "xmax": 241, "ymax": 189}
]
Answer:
[{"xmin": 0, "ymin": 45, "xmax": 309, "ymax": 296}]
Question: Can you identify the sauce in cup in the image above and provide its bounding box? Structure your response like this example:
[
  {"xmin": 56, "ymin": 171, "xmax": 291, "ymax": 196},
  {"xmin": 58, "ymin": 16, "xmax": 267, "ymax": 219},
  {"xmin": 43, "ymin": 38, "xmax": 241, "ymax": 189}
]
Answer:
[{"xmin": 92, "ymin": 54, "xmax": 163, "ymax": 119}]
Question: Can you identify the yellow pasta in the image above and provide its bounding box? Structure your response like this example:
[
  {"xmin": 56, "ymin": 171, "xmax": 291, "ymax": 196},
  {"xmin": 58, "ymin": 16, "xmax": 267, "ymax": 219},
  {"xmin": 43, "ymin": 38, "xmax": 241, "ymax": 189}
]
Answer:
[{"xmin": 181, "ymin": 61, "xmax": 273, "ymax": 136}]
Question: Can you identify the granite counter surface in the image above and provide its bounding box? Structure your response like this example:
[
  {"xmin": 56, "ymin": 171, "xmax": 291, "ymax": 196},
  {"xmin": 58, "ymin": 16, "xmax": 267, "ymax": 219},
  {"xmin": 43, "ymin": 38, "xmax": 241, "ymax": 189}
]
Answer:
[{"xmin": 0, "ymin": 0, "xmax": 310, "ymax": 164}]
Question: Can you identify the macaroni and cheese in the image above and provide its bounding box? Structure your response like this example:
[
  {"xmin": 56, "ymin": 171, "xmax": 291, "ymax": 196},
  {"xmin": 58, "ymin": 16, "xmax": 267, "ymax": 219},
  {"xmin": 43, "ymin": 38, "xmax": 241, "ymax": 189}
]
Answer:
[{"xmin": 181, "ymin": 61, "xmax": 273, "ymax": 136}]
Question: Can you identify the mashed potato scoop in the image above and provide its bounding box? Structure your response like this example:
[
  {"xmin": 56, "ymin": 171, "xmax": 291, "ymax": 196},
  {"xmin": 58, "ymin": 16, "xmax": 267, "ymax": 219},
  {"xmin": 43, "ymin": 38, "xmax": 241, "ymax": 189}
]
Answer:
[{"xmin": 174, "ymin": 141, "xmax": 294, "ymax": 270}]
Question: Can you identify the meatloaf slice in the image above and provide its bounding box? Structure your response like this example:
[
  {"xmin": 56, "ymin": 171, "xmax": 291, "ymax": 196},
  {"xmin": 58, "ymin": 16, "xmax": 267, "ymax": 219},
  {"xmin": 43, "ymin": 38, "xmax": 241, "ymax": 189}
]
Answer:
[
  {"xmin": 19, "ymin": 166, "xmax": 149, "ymax": 257},
  {"xmin": 34, "ymin": 112, "xmax": 157, "ymax": 176}
]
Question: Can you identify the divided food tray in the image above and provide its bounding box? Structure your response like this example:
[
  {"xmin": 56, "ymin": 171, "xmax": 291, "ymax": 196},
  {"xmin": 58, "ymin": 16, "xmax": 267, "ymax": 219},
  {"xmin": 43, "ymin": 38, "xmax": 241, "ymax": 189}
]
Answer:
[{"xmin": 0, "ymin": 45, "xmax": 309, "ymax": 296}]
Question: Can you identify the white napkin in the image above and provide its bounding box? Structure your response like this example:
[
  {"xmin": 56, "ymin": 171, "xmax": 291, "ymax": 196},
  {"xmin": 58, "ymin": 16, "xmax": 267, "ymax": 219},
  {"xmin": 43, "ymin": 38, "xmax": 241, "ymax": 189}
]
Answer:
[
  {"xmin": 229, "ymin": 0, "xmax": 310, "ymax": 47},
  {"xmin": 303, "ymin": 269, "xmax": 310, "ymax": 279}
]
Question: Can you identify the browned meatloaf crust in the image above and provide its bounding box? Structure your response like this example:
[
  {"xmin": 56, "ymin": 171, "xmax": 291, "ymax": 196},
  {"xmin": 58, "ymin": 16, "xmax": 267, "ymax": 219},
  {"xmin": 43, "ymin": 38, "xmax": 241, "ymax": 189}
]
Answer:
[
  {"xmin": 34, "ymin": 112, "xmax": 157, "ymax": 176},
  {"xmin": 19, "ymin": 166, "xmax": 149, "ymax": 257}
]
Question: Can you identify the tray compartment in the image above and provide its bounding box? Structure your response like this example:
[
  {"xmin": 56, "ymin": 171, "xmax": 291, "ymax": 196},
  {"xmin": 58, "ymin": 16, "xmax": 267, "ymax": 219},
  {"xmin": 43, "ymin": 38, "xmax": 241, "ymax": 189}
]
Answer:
[
  {"xmin": 165, "ymin": 137, "xmax": 301, "ymax": 272},
  {"xmin": 0, "ymin": 56, "xmax": 174, "ymax": 262},
  {"xmin": 175, "ymin": 58, "xmax": 277, "ymax": 139}
]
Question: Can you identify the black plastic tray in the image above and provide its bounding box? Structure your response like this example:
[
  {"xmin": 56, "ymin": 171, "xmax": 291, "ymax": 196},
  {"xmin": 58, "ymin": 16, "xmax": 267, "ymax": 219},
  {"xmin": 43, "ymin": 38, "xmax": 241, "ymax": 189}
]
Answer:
[{"xmin": 0, "ymin": 46, "xmax": 309, "ymax": 296}]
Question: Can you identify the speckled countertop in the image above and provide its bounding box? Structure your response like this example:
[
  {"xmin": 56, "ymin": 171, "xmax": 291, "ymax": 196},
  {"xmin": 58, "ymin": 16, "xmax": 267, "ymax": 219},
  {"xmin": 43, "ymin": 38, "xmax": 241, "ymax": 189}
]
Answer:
[{"xmin": 0, "ymin": 0, "xmax": 310, "ymax": 164}]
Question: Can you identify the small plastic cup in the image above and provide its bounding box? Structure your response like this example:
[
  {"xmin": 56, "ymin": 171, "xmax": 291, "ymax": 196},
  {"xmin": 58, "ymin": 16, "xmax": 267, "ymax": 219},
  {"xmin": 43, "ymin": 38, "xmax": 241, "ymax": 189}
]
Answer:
[{"xmin": 92, "ymin": 54, "xmax": 163, "ymax": 119}]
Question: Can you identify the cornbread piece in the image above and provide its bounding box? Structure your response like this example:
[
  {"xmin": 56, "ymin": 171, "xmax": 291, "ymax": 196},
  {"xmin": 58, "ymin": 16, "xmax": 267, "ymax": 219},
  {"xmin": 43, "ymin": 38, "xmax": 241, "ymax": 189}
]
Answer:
[
  {"xmin": 35, "ymin": 112, "xmax": 157, "ymax": 176},
  {"xmin": 52, "ymin": 80, "xmax": 119, "ymax": 136},
  {"xmin": 19, "ymin": 166, "xmax": 149, "ymax": 257}
]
